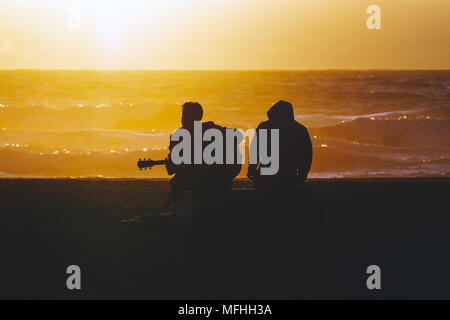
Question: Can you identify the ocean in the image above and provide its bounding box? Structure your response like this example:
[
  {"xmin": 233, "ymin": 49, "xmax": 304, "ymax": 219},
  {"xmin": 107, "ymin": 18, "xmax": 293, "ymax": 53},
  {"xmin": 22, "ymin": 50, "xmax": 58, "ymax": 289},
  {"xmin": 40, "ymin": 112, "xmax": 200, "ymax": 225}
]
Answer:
[{"xmin": 0, "ymin": 70, "xmax": 448, "ymax": 178}]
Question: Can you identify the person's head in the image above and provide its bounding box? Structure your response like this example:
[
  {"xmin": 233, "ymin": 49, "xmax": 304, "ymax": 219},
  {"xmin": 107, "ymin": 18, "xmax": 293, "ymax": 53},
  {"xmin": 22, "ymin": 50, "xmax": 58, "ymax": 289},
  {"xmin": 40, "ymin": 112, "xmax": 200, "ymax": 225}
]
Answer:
[
  {"xmin": 181, "ymin": 102, "xmax": 203, "ymax": 127},
  {"xmin": 267, "ymin": 100, "xmax": 294, "ymax": 123}
]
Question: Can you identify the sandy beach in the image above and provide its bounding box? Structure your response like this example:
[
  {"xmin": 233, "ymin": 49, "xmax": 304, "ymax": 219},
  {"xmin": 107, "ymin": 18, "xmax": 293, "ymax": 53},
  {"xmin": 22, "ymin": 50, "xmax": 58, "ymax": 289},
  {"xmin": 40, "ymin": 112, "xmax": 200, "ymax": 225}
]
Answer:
[{"xmin": 0, "ymin": 178, "xmax": 449, "ymax": 299}]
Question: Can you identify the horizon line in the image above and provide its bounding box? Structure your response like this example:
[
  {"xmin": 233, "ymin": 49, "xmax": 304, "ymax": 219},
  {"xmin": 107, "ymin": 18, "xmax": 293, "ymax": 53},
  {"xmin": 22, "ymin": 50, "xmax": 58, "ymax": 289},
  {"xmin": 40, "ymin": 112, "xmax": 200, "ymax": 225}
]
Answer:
[{"xmin": 0, "ymin": 68, "xmax": 449, "ymax": 72}]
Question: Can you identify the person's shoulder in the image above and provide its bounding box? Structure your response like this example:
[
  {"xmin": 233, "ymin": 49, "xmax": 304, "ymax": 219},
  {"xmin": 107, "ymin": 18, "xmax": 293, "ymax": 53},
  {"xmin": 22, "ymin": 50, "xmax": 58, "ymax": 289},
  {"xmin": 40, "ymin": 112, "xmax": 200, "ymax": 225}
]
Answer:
[
  {"xmin": 171, "ymin": 127, "xmax": 187, "ymax": 134},
  {"xmin": 256, "ymin": 120, "xmax": 271, "ymax": 129},
  {"xmin": 203, "ymin": 121, "xmax": 216, "ymax": 128},
  {"xmin": 169, "ymin": 127, "xmax": 192, "ymax": 141},
  {"xmin": 203, "ymin": 121, "xmax": 228, "ymax": 132},
  {"xmin": 293, "ymin": 121, "xmax": 309, "ymax": 133}
]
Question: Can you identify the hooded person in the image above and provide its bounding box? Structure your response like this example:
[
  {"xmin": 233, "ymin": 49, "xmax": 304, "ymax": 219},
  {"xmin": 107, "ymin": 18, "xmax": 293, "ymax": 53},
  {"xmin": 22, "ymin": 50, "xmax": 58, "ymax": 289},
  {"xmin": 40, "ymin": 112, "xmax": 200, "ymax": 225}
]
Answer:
[{"xmin": 247, "ymin": 100, "xmax": 313, "ymax": 188}]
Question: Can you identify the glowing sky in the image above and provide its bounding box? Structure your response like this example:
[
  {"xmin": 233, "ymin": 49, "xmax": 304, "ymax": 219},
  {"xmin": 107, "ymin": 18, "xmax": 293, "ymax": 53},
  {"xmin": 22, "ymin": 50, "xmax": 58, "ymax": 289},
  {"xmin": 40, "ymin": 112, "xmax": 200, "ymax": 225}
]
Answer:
[{"xmin": 0, "ymin": 0, "xmax": 449, "ymax": 69}]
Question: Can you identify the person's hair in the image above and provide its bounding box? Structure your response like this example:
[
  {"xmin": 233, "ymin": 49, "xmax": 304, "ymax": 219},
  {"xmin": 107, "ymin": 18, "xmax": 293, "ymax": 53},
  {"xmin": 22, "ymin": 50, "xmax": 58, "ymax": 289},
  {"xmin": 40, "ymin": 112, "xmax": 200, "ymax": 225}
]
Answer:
[{"xmin": 182, "ymin": 102, "xmax": 203, "ymax": 121}]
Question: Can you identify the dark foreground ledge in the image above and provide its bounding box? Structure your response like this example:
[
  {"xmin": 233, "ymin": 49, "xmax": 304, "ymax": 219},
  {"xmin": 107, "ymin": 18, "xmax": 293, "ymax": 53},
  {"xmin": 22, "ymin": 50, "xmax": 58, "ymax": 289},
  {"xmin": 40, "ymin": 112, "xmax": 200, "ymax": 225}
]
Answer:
[
  {"xmin": 0, "ymin": 179, "xmax": 449, "ymax": 299},
  {"xmin": 187, "ymin": 187, "xmax": 315, "ymax": 240},
  {"xmin": 177, "ymin": 186, "xmax": 315, "ymax": 219}
]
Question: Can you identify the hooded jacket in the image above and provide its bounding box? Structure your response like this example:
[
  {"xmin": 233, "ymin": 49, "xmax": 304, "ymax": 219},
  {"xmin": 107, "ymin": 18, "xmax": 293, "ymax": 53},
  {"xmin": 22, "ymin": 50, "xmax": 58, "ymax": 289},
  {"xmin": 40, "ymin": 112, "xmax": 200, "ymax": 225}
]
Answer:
[{"xmin": 248, "ymin": 100, "xmax": 313, "ymax": 186}]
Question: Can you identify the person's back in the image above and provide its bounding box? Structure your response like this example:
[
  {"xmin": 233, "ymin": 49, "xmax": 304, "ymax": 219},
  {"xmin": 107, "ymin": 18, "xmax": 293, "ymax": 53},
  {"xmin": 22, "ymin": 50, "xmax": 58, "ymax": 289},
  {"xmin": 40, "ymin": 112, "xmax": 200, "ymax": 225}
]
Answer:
[{"xmin": 248, "ymin": 100, "xmax": 312, "ymax": 188}]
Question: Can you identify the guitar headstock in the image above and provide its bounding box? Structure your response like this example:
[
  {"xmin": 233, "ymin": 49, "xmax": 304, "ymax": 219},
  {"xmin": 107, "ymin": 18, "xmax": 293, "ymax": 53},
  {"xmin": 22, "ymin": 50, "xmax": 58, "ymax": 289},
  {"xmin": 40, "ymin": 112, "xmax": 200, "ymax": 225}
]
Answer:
[{"xmin": 137, "ymin": 158, "xmax": 155, "ymax": 171}]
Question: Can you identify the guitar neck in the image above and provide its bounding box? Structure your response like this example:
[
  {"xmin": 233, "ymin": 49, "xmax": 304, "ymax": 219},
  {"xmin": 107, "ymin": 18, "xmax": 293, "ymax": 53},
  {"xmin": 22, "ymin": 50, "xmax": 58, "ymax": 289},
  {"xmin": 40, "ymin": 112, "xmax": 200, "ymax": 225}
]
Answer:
[
  {"xmin": 137, "ymin": 158, "xmax": 168, "ymax": 171},
  {"xmin": 152, "ymin": 160, "xmax": 167, "ymax": 166}
]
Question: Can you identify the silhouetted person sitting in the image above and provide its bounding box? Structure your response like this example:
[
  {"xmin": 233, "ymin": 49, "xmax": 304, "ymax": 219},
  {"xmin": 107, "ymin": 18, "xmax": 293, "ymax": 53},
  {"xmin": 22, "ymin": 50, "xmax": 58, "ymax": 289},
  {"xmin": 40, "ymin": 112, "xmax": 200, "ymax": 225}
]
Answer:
[
  {"xmin": 248, "ymin": 100, "xmax": 312, "ymax": 188},
  {"xmin": 164, "ymin": 102, "xmax": 241, "ymax": 213}
]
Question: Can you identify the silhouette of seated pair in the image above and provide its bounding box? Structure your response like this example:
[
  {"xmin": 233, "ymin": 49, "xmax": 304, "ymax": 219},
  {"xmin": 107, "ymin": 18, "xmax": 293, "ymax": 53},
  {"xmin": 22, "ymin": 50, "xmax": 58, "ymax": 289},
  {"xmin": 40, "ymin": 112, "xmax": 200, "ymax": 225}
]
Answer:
[{"xmin": 164, "ymin": 101, "xmax": 313, "ymax": 211}]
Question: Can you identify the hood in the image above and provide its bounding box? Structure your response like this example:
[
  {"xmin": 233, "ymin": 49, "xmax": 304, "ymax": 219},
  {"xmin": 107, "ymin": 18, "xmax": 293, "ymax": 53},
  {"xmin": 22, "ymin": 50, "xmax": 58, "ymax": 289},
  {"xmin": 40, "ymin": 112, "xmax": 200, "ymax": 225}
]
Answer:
[{"xmin": 267, "ymin": 100, "xmax": 295, "ymax": 122}]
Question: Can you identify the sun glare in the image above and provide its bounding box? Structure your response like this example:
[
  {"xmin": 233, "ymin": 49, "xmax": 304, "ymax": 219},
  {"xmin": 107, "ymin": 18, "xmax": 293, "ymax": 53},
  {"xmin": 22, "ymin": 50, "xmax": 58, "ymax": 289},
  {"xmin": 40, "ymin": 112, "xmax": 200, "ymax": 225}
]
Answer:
[
  {"xmin": 0, "ymin": 0, "xmax": 449, "ymax": 69},
  {"xmin": 91, "ymin": 0, "xmax": 192, "ymax": 52},
  {"xmin": 95, "ymin": 6, "xmax": 125, "ymax": 51}
]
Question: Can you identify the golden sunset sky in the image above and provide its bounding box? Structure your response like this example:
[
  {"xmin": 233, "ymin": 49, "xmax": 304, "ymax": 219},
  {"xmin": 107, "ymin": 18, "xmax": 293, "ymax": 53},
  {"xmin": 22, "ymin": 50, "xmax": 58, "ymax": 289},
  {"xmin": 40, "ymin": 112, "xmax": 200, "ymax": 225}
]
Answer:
[{"xmin": 0, "ymin": 0, "xmax": 449, "ymax": 69}]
